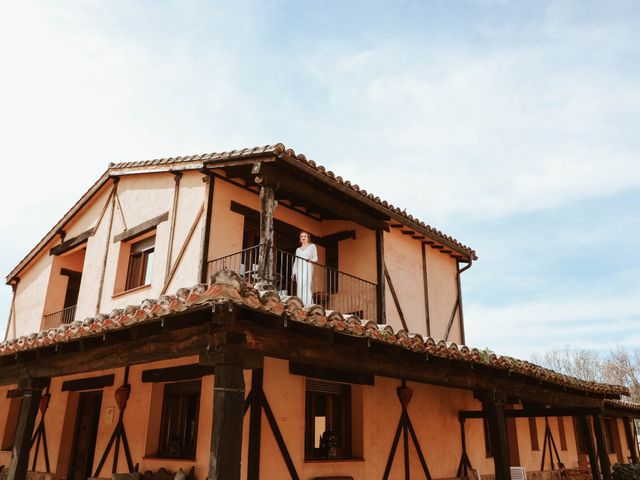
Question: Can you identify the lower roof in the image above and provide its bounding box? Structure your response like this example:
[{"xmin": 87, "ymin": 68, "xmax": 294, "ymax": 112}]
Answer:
[{"xmin": 0, "ymin": 269, "xmax": 629, "ymax": 399}]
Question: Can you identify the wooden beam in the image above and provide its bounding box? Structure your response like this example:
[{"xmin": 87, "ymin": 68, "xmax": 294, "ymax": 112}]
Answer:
[
  {"xmin": 289, "ymin": 362, "xmax": 374, "ymax": 385},
  {"xmin": 165, "ymin": 172, "xmax": 182, "ymax": 284},
  {"xmin": 460, "ymin": 407, "xmax": 600, "ymax": 419},
  {"xmin": 7, "ymin": 380, "xmax": 45, "ymax": 480},
  {"xmin": 577, "ymin": 415, "xmax": 601, "ymax": 480},
  {"xmin": 624, "ymin": 417, "xmax": 639, "ymax": 464},
  {"xmin": 593, "ymin": 415, "xmax": 612, "ymax": 480},
  {"xmin": 96, "ymin": 179, "xmax": 119, "ymax": 314},
  {"xmin": 247, "ymin": 369, "xmax": 263, "ymax": 480},
  {"xmin": 260, "ymin": 165, "xmax": 387, "ymax": 231},
  {"xmin": 484, "ymin": 398, "xmax": 510, "ymax": 480},
  {"xmin": 49, "ymin": 228, "xmax": 94, "ymax": 256},
  {"xmin": 141, "ymin": 363, "xmax": 215, "ymax": 383},
  {"xmin": 229, "ymin": 201, "xmax": 354, "ymax": 249},
  {"xmin": 113, "ymin": 212, "xmax": 169, "ymax": 243},
  {"xmin": 422, "ymin": 243, "xmax": 430, "ymax": 337},
  {"xmin": 162, "ymin": 203, "xmax": 204, "ymax": 294},
  {"xmin": 376, "ymin": 228, "xmax": 386, "ymax": 325},
  {"xmin": 209, "ymin": 362, "xmax": 245, "ymax": 480},
  {"xmin": 384, "ymin": 265, "xmax": 409, "ymax": 331},
  {"xmin": 61, "ymin": 374, "xmax": 114, "ymax": 391},
  {"xmin": 200, "ymin": 174, "xmax": 215, "ymax": 283}
]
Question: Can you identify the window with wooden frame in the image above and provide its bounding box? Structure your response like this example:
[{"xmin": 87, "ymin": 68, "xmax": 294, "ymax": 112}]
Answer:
[
  {"xmin": 1, "ymin": 397, "xmax": 22, "ymax": 450},
  {"xmin": 125, "ymin": 235, "xmax": 155, "ymax": 291},
  {"xmin": 305, "ymin": 379, "xmax": 352, "ymax": 460},
  {"xmin": 158, "ymin": 380, "xmax": 201, "ymax": 459},
  {"xmin": 529, "ymin": 417, "xmax": 540, "ymax": 451},
  {"xmin": 483, "ymin": 417, "xmax": 493, "ymax": 458}
]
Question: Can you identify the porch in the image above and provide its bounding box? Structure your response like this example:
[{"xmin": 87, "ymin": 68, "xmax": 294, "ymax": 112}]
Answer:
[{"xmin": 0, "ymin": 271, "xmax": 638, "ymax": 480}]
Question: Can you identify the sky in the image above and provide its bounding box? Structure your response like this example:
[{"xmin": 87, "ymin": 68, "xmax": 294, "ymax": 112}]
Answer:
[{"xmin": 1, "ymin": 0, "xmax": 639, "ymax": 359}]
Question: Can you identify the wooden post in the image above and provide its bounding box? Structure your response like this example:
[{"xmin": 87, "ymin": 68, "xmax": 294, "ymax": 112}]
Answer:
[
  {"xmin": 484, "ymin": 397, "xmax": 510, "ymax": 480},
  {"xmin": 165, "ymin": 171, "xmax": 182, "ymax": 283},
  {"xmin": 577, "ymin": 415, "xmax": 600, "ymax": 480},
  {"xmin": 209, "ymin": 363, "xmax": 245, "ymax": 480},
  {"xmin": 8, "ymin": 380, "xmax": 45, "ymax": 480},
  {"xmin": 421, "ymin": 244, "xmax": 430, "ymax": 337},
  {"xmin": 199, "ymin": 174, "xmax": 215, "ymax": 283},
  {"xmin": 376, "ymin": 228, "xmax": 386, "ymax": 325},
  {"xmin": 624, "ymin": 417, "xmax": 639, "ymax": 464},
  {"xmin": 257, "ymin": 181, "xmax": 276, "ymax": 287},
  {"xmin": 96, "ymin": 179, "xmax": 118, "ymax": 314},
  {"xmin": 247, "ymin": 369, "xmax": 263, "ymax": 480},
  {"xmin": 593, "ymin": 415, "xmax": 612, "ymax": 480}
]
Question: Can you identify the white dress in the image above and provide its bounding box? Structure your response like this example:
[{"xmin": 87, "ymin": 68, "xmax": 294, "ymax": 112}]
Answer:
[{"xmin": 292, "ymin": 244, "xmax": 318, "ymax": 306}]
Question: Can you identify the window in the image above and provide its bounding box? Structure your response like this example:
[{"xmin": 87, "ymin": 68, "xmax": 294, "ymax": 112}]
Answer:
[
  {"xmin": 125, "ymin": 236, "xmax": 155, "ymax": 290},
  {"xmin": 483, "ymin": 417, "xmax": 493, "ymax": 458},
  {"xmin": 1, "ymin": 397, "xmax": 22, "ymax": 450},
  {"xmin": 158, "ymin": 380, "xmax": 200, "ymax": 459},
  {"xmin": 529, "ymin": 417, "xmax": 540, "ymax": 451},
  {"xmin": 305, "ymin": 379, "xmax": 351, "ymax": 460},
  {"xmin": 557, "ymin": 416, "xmax": 568, "ymax": 451}
]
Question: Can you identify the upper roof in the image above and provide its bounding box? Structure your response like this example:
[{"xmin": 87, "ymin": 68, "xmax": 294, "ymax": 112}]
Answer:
[{"xmin": 6, "ymin": 143, "xmax": 476, "ymax": 282}]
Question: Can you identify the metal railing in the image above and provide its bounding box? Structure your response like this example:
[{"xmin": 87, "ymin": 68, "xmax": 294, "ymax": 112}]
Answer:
[
  {"xmin": 41, "ymin": 304, "xmax": 77, "ymax": 330},
  {"xmin": 207, "ymin": 245, "xmax": 377, "ymax": 320}
]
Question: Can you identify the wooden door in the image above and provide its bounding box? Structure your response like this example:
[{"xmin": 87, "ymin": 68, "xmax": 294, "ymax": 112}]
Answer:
[{"xmin": 68, "ymin": 391, "xmax": 102, "ymax": 480}]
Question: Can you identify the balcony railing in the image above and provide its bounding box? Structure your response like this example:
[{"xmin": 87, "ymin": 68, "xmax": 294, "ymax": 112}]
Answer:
[
  {"xmin": 207, "ymin": 245, "xmax": 377, "ymax": 320},
  {"xmin": 41, "ymin": 304, "xmax": 77, "ymax": 330}
]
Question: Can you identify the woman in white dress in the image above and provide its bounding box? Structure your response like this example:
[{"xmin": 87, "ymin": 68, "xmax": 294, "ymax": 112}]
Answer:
[{"xmin": 292, "ymin": 231, "xmax": 318, "ymax": 306}]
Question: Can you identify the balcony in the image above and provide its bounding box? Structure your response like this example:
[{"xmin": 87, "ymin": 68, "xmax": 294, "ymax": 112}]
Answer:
[
  {"xmin": 41, "ymin": 304, "xmax": 77, "ymax": 330},
  {"xmin": 207, "ymin": 245, "xmax": 377, "ymax": 321}
]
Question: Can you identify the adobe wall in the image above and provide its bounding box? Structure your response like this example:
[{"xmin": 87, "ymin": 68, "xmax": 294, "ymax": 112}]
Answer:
[
  {"xmin": 384, "ymin": 228, "xmax": 462, "ymax": 343},
  {"xmin": 10, "ymin": 171, "xmax": 206, "ymax": 338},
  {"xmin": 0, "ymin": 353, "xmax": 635, "ymax": 480}
]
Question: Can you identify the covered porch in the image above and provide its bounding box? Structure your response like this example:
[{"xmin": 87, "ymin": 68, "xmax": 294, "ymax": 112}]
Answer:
[{"xmin": 0, "ymin": 271, "xmax": 637, "ymax": 480}]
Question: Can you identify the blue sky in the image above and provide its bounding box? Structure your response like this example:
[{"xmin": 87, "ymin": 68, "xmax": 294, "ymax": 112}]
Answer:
[{"xmin": 1, "ymin": 0, "xmax": 639, "ymax": 358}]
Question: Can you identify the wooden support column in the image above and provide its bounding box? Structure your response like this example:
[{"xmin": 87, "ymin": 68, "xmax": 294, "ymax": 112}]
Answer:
[
  {"xmin": 199, "ymin": 174, "xmax": 215, "ymax": 283},
  {"xmin": 376, "ymin": 228, "xmax": 386, "ymax": 325},
  {"xmin": 576, "ymin": 415, "xmax": 600, "ymax": 480},
  {"xmin": 209, "ymin": 363, "xmax": 245, "ymax": 480},
  {"xmin": 484, "ymin": 396, "xmax": 510, "ymax": 480},
  {"xmin": 624, "ymin": 417, "xmax": 639, "ymax": 464},
  {"xmin": 247, "ymin": 369, "xmax": 263, "ymax": 480},
  {"xmin": 593, "ymin": 415, "xmax": 612, "ymax": 480},
  {"xmin": 256, "ymin": 177, "xmax": 276, "ymax": 287},
  {"xmin": 8, "ymin": 379, "xmax": 45, "ymax": 480}
]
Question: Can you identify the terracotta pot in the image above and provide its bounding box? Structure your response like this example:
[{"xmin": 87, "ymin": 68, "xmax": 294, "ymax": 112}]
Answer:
[
  {"xmin": 397, "ymin": 386, "xmax": 413, "ymax": 408},
  {"xmin": 39, "ymin": 393, "xmax": 50, "ymax": 415},
  {"xmin": 115, "ymin": 385, "xmax": 130, "ymax": 411}
]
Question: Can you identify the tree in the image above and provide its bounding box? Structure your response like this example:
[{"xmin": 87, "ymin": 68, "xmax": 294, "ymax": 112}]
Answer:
[{"xmin": 530, "ymin": 346, "xmax": 640, "ymax": 402}]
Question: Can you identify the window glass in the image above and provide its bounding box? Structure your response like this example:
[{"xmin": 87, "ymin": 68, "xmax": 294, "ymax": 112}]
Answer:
[
  {"xmin": 158, "ymin": 380, "xmax": 200, "ymax": 459},
  {"xmin": 304, "ymin": 379, "xmax": 351, "ymax": 460},
  {"xmin": 125, "ymin": 236, "xmax": 155, "ymax": 290}
]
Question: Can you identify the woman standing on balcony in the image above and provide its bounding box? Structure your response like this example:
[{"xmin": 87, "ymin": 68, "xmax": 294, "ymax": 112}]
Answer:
[{"xmin": 292, "ymin": 231, "xmax": 317, "ymax": 306}]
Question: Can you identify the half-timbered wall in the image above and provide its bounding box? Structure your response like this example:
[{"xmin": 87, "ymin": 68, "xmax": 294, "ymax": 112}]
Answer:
[{"xmin": 0, "ymin": 353, "xmax": 634, "ymax": 480}]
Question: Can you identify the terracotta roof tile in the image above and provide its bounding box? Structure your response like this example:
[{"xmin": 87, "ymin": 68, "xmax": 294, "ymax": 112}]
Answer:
[
  {"xmin": 0, "ymin": 269, "xmax": 627, "ymax": 398},
  {"xmin": 604, "ymin": 399, "xmax": 640, "ymax": 414}
]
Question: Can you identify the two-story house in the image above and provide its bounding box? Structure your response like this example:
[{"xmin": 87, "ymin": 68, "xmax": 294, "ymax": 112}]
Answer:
[{"xmin": 0, "ymin": 144, "xmax": 638, "ymax": 480}]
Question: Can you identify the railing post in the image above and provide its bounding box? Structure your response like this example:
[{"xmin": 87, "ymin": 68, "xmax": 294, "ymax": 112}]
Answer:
[{"xmin": 256, "ymin": 178, "xmax": 276, "ymax": 288}]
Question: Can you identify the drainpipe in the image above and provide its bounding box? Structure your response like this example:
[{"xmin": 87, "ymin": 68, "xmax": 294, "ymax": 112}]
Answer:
[{"xmin": 457, "ymin": 258, "xmax": 472, "ymax": 345}]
